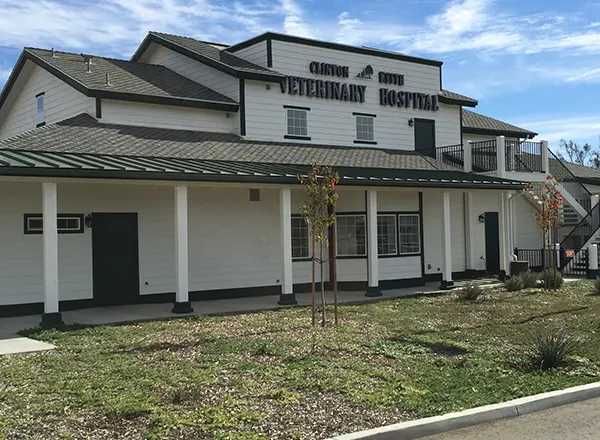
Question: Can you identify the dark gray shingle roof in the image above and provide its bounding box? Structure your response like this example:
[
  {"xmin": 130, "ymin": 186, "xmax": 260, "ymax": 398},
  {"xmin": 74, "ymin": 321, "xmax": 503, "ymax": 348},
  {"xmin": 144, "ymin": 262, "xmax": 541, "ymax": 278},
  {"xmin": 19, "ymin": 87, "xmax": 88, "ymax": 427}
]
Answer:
[
  {"xmin": 462, "ymin": 109, "xmax": 537, "ymax": 138},
  {"xmin": 439, "ymin": 89, "xmax": 478, "ymax": 107},
  {"xmin": 25, "ymin": 48, "xmax": 236, "ymax": 104},
  {"xmin": 138, "ymin": 32, "xmax": 282, "ymax": 78},
  {"xmin": 0, "ymin": 114, "xmax": 461, "ymax": 171}
]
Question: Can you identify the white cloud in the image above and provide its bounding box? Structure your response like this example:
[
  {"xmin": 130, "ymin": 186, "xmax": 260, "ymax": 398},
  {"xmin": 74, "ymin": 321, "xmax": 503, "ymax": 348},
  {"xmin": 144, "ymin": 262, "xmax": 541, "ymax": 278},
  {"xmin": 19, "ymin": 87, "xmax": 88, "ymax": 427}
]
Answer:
[
  {"xmin": 520, "ymin": 115, "xmax": 600, "ymax": 144},
  {"xmin": 566, "ymin": 68, "xmax": 600, "ymax": 83},
  {"xmin": 0, "ymin": 68, "xmax": 11, "ymax": 83},
  {"xmin": 280, "ymin": 0, "xmax": 314, "ymax": 38}
]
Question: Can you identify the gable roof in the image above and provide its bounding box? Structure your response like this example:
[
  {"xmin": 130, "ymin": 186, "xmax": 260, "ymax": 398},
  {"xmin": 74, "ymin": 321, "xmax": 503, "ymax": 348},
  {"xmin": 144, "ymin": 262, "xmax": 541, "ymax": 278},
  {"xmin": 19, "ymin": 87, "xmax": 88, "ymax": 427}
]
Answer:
[
  {"xmin": 439, "ymin": 89, "xmax": 478, "ymax": 107},
  {"xmin": 0, "ymin": 113, "xmax": 523, "ymax": 190},
  {"xmin": 131, "ymin": 32, "xmax": 284, "ymax": 82},
  {"xmin": 462, "ymin": 109, "xmax": 537, "ymax": 139},
  {"xmin": 0, "ymin": 48, "xmax": 239, "ymax": 113},
  {"xmin": 226, "ymin": 32, "xmax": 444, "ymax": 68}
]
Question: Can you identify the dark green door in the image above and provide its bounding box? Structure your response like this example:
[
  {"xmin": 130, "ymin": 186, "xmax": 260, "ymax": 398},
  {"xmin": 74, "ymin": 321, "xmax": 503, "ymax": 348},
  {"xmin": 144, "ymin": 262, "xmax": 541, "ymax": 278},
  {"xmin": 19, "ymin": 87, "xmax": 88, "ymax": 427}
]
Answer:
[
  {"xmin": 92, "ymin": 213, "xmax": 140, "ymax": 305},
  {"xmin": 414, "ymin": 118, "xmax": 436, "ymax": 156},
  {"xmin": 484, "ymin": 212, "xmax": 500, "ymax": 275}
]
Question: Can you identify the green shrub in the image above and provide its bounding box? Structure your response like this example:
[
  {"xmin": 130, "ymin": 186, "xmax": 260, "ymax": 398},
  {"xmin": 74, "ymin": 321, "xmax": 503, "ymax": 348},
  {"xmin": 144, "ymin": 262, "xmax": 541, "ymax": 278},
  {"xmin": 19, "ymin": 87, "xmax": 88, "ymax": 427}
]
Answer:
[
  {"xmin": 542, "ymin": 269, "xmax": 564, "ymax": 289},
  {"xmin": 525, "ymin": 327, "xmax": 578, "ymax": 370},
  {"xmin": 457, "ymin": 282, "xmax": 483, "ymax": 301},
  {"xmin": 594, "ymin": 277, "xmax": 600, "ymax": 295},
  {"xmin": 505, "ymin": 275, "xmax": 524, "ymax": 292},
  {"xmin": 520, "ymin": 270, "xmax": 540, "ymax": 288}
]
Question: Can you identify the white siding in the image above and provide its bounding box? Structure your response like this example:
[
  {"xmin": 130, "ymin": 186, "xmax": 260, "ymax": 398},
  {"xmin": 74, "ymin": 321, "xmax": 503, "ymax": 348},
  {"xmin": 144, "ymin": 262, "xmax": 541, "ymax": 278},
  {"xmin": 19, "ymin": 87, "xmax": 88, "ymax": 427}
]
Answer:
[
  {"xmin": 514, "ymin": 195, "xmax": 543, "ymax": 249},
  {"xmin": 141, "ymin": 43, "xmax": 239, "ymax": 100},
  {"xmin": 101, "ymin": 100, "xmax": 234, "ymax": 132},
  {"xmin": 240, "ymin": 40, "xmax": 459, "ymax": 148},
  {"xmin": 450, "ymin": 192, "xmax": 466, "ymax": 272},
  {"xmin": 233, "ymin": 41, "xmax": 268, "ymax": 67},
  {"xmin": 0, "ymin": 182, "xmax": 286, "ymax": 306},
  {"xmin": 0, "ymin": 62, "xmax": 94, "ymax": 139},
  {"xmin": 470, "ymin": 191, "xmax": 502, "ymax": 272}
]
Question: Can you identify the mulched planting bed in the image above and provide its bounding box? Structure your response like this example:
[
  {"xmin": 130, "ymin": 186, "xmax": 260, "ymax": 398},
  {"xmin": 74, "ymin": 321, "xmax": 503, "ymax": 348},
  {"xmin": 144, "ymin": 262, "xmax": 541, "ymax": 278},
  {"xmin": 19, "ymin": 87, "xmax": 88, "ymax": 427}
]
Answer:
[{"xmin": 1, "ymin": 281, "xmax": 600, "ymax": 439}]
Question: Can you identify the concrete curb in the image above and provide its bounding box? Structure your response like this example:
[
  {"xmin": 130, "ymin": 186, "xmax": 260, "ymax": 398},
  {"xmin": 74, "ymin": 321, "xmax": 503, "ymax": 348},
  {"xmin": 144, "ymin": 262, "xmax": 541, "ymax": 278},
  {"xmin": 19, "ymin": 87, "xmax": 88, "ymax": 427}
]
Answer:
[{"xmin": 328, "ymin": 382, "xmax": 600, "ymax": 440}]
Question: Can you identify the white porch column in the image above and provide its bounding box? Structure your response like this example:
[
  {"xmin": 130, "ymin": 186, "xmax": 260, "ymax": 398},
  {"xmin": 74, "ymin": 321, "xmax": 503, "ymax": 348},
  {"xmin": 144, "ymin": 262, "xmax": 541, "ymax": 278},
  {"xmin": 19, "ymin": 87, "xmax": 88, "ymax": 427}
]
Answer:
[
  {"xmin": 366, "ymin": 190, "xmax": 381, "ymax": 297},
  {"xmin": 499, "ymin": 192, "xmax": 509, "ymax": 278},
  {"xmin": 592, "ymin": 195, "xmax": 600, "ymax": 210},
  {"xmin": 41, "ymin": 182, "xmax": 63, "ymax": 328},
  {"xmin": 588, "ymin": 244, "xmax": 598, "ymax": 279},
  {"xmin": 278, "ymin": 187, "xmax": 297, "ymax": 305},
  {"xmin": 496, "ymin": 136, "xmax": 506, "ymax": 178},
  {"xmin": 172, "ymin": 185, "xmax": 193, "ymax": 314},
  {"xmin": 464, "ymin": 141, "xmax": 473, "ymax": 173},
  {"xmin": 464, "ymin": 192, "xmax": 475, "ymax": 275},
  {"xmin": 441, "ymin": 192, "xmax": 454, "ymax": 289},
  {"xmin": 541, "ymin": 140, "xmax": 549, "ymax": 175}
]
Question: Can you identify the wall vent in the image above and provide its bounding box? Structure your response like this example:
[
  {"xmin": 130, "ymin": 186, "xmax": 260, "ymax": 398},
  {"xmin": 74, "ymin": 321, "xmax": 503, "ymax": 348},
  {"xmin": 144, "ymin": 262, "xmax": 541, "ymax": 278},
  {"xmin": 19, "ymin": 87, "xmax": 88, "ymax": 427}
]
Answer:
[{"xmin": 249, "ymin": 189, "xmax": 260, "ymax": 202}]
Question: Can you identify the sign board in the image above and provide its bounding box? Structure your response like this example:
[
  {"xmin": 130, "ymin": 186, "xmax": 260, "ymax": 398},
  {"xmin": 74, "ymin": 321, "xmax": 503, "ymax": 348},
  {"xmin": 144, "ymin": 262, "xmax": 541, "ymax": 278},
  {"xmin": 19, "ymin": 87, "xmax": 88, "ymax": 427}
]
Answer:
[{"xmin": 566, "ymin": 250, "xmax": 575, "ymax": 258}]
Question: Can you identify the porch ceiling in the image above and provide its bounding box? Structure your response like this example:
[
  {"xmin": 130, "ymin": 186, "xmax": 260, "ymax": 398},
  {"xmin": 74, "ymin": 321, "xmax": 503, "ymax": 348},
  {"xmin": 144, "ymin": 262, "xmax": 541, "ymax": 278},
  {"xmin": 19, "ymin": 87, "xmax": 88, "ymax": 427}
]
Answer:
[{"xmin": 0, "ymin": 148, "xmax": 524, "ymax": 189}]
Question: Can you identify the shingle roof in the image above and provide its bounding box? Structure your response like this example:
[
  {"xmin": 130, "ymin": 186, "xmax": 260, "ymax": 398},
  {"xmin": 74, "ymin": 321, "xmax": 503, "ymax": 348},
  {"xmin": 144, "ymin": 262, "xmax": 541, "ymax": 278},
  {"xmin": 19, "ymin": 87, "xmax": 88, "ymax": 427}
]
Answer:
[
  {"xmin": 0, "ymin": 114, "xmax": 524, "ymax": 189},
  {"xmin": 25, "ymin": 48, "xmax": 236, "ymax": 104},
  {"xmin": 0, "ymin": 114, "xmax": 457, "ymax": 171},
  {"xmin": 131, "ymin": 32, "xmax": 283, "ymax": 81},
  {"xmin": 561, "ymin": 161, "xmax": 600, "ymax": 181},
  {"xmin": 439, "ymin": 89, "xmax": 478, "ymax": 107},
  {"xmin": 462, "ymin": 109, "xmax": 537, "ymax": 138}
]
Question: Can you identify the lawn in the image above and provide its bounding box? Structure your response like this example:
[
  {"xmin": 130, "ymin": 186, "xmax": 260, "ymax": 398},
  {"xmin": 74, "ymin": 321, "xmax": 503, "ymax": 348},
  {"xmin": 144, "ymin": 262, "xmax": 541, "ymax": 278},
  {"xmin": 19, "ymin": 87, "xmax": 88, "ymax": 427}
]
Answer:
[{"xmin": 1, "ymin": 282, "xmax": 600, "ymax": 440}]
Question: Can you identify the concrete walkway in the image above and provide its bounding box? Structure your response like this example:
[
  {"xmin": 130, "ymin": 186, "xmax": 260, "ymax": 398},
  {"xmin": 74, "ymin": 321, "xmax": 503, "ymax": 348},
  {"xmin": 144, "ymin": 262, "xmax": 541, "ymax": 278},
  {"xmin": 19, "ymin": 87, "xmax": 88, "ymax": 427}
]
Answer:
[
  {"xmin": 0, "ymin": 278, "xmax": 501, "ymax": 355},
  {"xmin": 422, "ymin": 396, "xmax": 600, "ymax": 440}
]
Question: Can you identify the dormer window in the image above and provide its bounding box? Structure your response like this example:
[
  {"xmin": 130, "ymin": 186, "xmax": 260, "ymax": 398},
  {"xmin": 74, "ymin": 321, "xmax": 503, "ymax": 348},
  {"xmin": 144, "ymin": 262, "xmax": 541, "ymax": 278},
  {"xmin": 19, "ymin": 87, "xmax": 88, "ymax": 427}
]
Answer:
[{"xmin": 36, "ymin": 92, "xmax": 45, "ymax": 127}]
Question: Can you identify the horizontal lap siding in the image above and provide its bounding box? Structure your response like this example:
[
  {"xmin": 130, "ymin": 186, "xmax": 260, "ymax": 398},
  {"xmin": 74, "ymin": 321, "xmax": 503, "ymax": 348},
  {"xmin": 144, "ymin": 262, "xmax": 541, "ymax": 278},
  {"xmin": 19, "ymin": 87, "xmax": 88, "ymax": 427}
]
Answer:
[
  {"xmin": 233, "ymin": 41, "xmax": 267, "ymax": 67},
  {"xmin": 450, "ymin": 192, "xmax": 466, "ymax": 272},
  {"xmin": 101, "ymin": 100, "xmax": 234, "ymax": 132},
  {"xmin": 514, "ymin": 195, "xmax": 542, "ymax": 249},
  {"xmin": 241, "ymin": 40, "xmax": 459, "ymax": 148},
  {"xmin": 0, "ymin": 183, "xmax": 286, "ymax": 306},
  {"xmin": 471, "ymin": 191, "xmax": 501, "ymax": 272},
  {"xmin": 143, "ymin": 44, "xmax": 239, "ymax": 100},
  {"xmin": 0, "ymin": 62, "xmax": 94, "ymax": 139}
]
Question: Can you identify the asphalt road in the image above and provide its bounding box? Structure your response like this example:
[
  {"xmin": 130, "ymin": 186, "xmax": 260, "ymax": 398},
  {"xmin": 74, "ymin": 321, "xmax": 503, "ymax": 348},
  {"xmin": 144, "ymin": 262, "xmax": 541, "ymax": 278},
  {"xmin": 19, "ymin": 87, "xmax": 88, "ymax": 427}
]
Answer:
[{"xmin": 422, "ymin": 397, "xmax": 600, "ymax": 440}]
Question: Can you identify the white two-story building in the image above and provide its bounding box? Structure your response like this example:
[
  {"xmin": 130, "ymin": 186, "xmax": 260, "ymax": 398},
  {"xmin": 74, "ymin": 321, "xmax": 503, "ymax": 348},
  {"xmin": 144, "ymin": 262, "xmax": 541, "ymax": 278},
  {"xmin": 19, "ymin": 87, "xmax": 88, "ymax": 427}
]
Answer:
[{"xmin": 0, "ymin": 31, "xmax": 554, "ymax": 326}]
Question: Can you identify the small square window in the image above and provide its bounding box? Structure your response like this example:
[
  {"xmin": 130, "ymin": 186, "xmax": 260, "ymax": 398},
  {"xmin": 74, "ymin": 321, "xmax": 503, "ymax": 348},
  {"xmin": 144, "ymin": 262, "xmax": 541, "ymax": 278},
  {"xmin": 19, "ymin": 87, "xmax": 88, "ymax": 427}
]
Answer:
[
  {"xmin": 286, "ymin": 109, "xmax": 308, "ymax": 136},
  {"xmin": 356, "ymin": 116, "xmax": 374, "ymax": 141},
  {"xmin": 24, "ymin": 214, "xmax": 84, "ymax": 234},
  {"xmin": 398, "ymin": 214, "xmax": 421, "ymax": 254}
]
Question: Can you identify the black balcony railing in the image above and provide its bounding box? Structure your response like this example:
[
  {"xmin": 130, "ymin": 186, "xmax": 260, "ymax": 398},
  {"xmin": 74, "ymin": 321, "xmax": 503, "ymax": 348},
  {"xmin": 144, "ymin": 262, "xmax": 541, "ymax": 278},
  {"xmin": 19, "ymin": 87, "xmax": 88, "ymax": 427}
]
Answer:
[
  {"xmin": 435, "ymin": 144, "xmax": 463, "ymax": 169},
  {"xmin": 505, "ymin": 140, "xmax": 544, "ymax": 172},
  {"xmin": 471, "ymin": 140, "xmax": 497, "ymax": 172}
]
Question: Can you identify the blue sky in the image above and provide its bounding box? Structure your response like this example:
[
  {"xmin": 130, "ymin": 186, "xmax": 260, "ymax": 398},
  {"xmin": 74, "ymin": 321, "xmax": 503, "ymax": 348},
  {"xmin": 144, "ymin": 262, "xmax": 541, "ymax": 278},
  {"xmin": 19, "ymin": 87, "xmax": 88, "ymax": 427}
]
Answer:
[{"xmin": 0, "ymin": 0, "xmax": 599, "ymax": 150}]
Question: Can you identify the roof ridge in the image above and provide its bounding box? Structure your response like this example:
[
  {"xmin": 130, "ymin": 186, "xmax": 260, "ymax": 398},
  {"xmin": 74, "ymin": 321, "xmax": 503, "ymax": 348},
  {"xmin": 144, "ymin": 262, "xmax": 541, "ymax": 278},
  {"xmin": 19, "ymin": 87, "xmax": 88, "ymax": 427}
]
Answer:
[
  {"xmin": 149, "ymin": 31, "xmax": 229, "ymax": 48},
  {"xmin": 25, "ymin": 47, "xmax": 172, "ymax": 68}
]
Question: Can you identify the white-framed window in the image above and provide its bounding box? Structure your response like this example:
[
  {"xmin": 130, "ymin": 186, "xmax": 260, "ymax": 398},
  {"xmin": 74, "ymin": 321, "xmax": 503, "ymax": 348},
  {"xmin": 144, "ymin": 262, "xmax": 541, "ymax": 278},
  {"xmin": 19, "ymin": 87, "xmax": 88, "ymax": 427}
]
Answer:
[
  {"xmin": 377, "ymin": 214, "xmax": 397, "ymax": 256},
  {"xmin": 36, "ymin": 93, "xmax": 45, "ymax": 126},
  {"xmin": 336, "ymin": 214, "xmax": 366, "ymax": 257},
  {"xmin": 291, "ymin": 216, "xmax": 310, "ymax": 259},
  {"xmin": 286, "ymin": 108, "xmax": 308, "ymax": 137},
  {"xmin": 398, "ymin": 214, "xmax": 420, "ymax": 254},
  {"xmin": 24, "ymin": 214, "xmax": 84, "ymax": 235},
  {"xmin": 356, "ymin": 115, "xmax": 374, "ymax": 141}
]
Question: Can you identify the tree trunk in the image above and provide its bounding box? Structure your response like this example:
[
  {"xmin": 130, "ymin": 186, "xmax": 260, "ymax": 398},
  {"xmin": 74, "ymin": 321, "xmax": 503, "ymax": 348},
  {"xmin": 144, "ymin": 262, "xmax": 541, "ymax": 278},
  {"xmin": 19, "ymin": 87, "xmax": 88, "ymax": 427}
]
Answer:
[
  {"xmin": 320, "ymin": 242, "xmax": 326, "ymax": 327},
  {"xmin": 311, "ymin": 238, "xmax": 316, "ymax": 326},
  {"xmin": 332, "ymin": 206, "xmax": 338, "ymax": 325}
]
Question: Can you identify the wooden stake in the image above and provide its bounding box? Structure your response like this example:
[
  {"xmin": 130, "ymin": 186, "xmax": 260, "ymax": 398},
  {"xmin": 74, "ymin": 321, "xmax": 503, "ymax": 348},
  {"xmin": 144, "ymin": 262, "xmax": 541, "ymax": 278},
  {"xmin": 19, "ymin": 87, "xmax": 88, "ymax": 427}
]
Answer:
[
  {"xmin": 332, "ymin": 205, "xmax": 338, "ymax": 325},
  {"xmin": 311, "ymin": 237, "xmax": 316, "ymax": 326}
]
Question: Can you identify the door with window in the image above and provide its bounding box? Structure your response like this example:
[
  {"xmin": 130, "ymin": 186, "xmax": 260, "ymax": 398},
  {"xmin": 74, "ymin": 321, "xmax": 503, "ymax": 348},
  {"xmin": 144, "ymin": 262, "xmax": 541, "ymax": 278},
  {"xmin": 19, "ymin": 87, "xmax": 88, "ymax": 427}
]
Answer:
[{"xmin": 414, "ymin": 118, "xmax": 436, "ymax": 157}]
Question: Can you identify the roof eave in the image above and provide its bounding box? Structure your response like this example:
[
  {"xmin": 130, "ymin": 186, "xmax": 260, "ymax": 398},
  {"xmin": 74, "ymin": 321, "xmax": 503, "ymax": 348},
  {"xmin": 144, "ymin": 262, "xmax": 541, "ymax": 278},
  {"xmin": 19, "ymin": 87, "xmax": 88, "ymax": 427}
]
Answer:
[
  {"xmin": 135, "ymin": 33, "xmax": 283, "ymax": 82},
  {"xmin": 462, "ymin": 127, "xmax": 537, "ymax": 139},
  {"xmin": 439, "ymin": 95, "xmax": 478, "ymax": 108},
  {"xmin": 226, "ymin": 32, "xmax": 444, "ymax": 68},
  {"xmin": 0, "ymin": 166, "xmax": 523, "ymax": 189}
]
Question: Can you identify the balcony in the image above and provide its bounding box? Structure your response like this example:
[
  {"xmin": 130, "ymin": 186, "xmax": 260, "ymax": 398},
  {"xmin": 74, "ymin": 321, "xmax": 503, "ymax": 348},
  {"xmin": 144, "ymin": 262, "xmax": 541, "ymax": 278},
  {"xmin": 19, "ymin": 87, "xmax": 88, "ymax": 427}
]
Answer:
[{"xmin": 429, "ymin": 137, "xmax": 548, "ymax": 182}]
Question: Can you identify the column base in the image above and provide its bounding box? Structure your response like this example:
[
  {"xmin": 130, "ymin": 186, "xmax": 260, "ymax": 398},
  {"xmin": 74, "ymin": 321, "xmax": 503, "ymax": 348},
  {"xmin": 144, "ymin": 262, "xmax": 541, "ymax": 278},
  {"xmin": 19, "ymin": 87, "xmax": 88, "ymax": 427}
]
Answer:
[
  {"xmin": 499, "ymin": 270, "xmax": 507, "ymax": 282},
  {"xmin": 588, "ymin": 269, "xmax": 599, "ymax": 280},
  {"xmin": 171, "ymin": 301, "xmax": 194, "ymax": 314},
  {"xmin": 365, "ymin": 286, "xmax": 382, "ymax": 297},
  {"xmin": 40, "ymin": 312, "xmax": 65, "ymax": 329},
  {"xmin": 278, "ymin": 293, "xmax": 297, "ymax": 305},
  {"xmin": 439, "ymin": 280, "xmax": 455, "ymax": 290}
]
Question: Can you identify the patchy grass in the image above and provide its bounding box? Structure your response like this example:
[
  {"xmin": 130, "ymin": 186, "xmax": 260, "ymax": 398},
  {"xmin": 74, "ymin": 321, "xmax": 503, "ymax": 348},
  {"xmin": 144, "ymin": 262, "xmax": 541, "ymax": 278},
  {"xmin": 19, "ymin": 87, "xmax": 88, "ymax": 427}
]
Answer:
[{"xmin": 2, "ymin": 282, "xmax": 600, "ymax": 439}]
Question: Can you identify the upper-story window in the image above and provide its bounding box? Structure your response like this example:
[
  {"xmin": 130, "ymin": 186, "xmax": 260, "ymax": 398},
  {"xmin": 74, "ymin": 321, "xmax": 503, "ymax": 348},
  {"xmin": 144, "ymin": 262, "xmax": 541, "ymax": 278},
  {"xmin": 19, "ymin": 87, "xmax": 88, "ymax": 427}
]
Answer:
[
  {"xmin": 36, "ymin": 92, "xmax": 45, "ymax": 127},
  {"xmin": 353, "ymin": 113, "xmax": 376, "ymax": 144},
  {"xmin": 284, "ymin": 106, "xmax": 310, "ymax": 140}
]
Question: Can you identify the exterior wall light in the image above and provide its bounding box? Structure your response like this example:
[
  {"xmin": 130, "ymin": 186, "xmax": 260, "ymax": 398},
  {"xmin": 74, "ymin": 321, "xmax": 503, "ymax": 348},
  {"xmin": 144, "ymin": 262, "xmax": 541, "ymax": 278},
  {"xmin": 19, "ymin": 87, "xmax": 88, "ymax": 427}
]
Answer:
[
  {"xmin": 478, "ymin": 214, "xmax": 486, "ymax": 223},
  {"xmin": 265, "ymin": 84, "xmax": 271, "ymax": 90},
  {"xmin": 85, "ymin": 214, "xmax": 93, "ymax": 228},
  {"xmin": 408, "ymin": 118, "xmax": 414, "ymax": 127}
]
